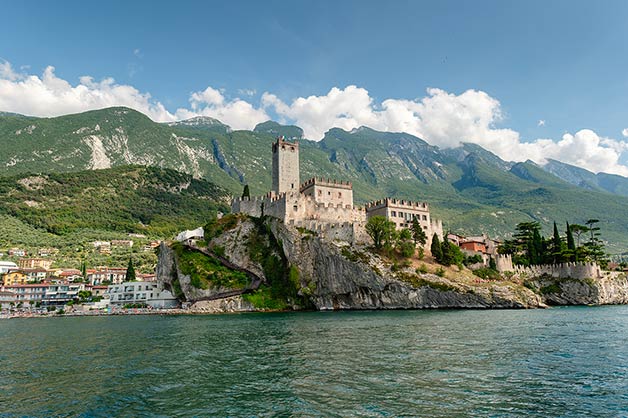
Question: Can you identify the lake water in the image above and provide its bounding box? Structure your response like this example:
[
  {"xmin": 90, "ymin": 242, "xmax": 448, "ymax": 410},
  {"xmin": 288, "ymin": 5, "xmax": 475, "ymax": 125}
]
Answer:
[{"xmin": 1, "ymin": 307, "xmax": 627, "ymax": 417}]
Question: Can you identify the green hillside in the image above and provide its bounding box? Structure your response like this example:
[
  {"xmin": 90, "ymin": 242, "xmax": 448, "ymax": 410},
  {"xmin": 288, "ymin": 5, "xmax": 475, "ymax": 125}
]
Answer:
[
  {"xmin": 1, "ymin": 107, "xmax": 628, "ymax": 253},
  {"xmin": 0, "ymin": 166, "xmax": 229, "ymax": 271}
]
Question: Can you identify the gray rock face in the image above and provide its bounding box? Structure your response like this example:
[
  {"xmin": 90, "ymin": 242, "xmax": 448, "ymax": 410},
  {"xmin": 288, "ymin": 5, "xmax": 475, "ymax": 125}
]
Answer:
[
  {"xmin": 268, "ymin": 219, "xmax": 543, "ymax": 309},
  {"xmin": 156, "ymin": 242, "xmax": 245, "ymax": 302},
  {"xmin": 189, "ymin": 296, "xmax": 255, "ymax": 313},
  {"xmin": 160, "ymin": 217, "xmax": 627, "ymax": 311},
  {"xmin": 529, "ymin": 274, "xmax": 628, "ymax": 306}
]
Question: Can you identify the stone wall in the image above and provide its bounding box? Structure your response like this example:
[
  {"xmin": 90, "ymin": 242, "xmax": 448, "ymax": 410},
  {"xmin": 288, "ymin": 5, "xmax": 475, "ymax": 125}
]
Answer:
[
  {"xmin": 300, "ymin": 177, "xmax": 354, "ymax": 209},
  {"xmin": 495, "ymin": 254, "xmax": 602, "ymax": 280},
  {"xmin": 272, "ymin": 138, "xmax": 299, "ymax": 194}
]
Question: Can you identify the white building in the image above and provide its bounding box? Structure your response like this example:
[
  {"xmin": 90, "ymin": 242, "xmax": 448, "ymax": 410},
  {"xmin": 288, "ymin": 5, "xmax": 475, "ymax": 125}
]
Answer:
[
  {"xmin": 0, "ymin": 261, "xmax": 18, "ymax": 274},
  {"xmin": 175, "ymin": 227, "xmax": 204, "ymax": 245},
  {"xmin": 106, "ymin": 281, "xmax": 178, "ymax": 308}
]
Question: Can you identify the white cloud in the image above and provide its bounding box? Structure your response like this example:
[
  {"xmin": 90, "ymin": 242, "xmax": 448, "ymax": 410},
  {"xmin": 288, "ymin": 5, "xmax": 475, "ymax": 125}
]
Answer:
[
  {"xmin": 0, "ymin": 62, "xmax": 175, "ymax": 122},
  {"xmin": 538, "ymin": 120, "xmax": 545, "ymax": 127},
  {"xmin": 175, "ymin": 86, "xmax": 268, "ymax": 130},
  {"xmin": 622, "ymin": 128, "xmax": 628, "ymax": 137},
  {"xmin": 0, "ymin": 60, "xmax": 626, "ymax": 176},
  {"xmin": 237, "ymin": 88, "xmax": 256, "ymax": 96},
  {"xmin": 261, "ymin": 85, "xmax": 628, "ymax": 176}
]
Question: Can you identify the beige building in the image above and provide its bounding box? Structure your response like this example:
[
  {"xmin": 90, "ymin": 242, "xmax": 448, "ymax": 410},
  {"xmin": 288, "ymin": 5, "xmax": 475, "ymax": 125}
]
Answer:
[{"xmin": 18, "ymin": 258, "xmax": 53, "ymax": 270}]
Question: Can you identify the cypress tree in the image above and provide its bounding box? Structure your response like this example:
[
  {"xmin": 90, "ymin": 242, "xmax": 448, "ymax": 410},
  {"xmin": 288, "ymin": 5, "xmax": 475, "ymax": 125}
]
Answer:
[
  {"xmin": 532, "ymin": 229, "xmax": 543, "ymax": 265},
  {"xmin": 566, "ymin": 222, "xmax": 576, "ymax": 262},
  {"xmin": 242, "ymin": 184, "xmax": 250, "ymax": 198},
  {"xmin": 430, "ymin": 233, "xmax": 443, "ymax": 262},
  {"xmin": 440, "ymin": 237, "xmax": 452, "ymax": 266},
  {"xmin": 552, "ymin": 221, "xmax": 562, "ymax": 263},
  {"xmin": 126, "ymin": 258, "xmax": 136, "ymax": 282}
]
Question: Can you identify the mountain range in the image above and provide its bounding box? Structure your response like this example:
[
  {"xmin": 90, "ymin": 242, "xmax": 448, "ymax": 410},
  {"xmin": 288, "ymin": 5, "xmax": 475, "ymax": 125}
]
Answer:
[{"xmin": 1, "ymin": 106, "xmax": 628, "ymax": 253}]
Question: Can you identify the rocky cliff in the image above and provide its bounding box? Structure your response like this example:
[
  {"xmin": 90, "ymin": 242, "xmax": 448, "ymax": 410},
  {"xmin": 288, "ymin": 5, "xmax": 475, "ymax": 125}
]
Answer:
[
  {"xmin": 525, "ymin": 273, "xmax": 628, "ymax": 306},
  {"xmin": 157, "ymin": 216, "xmax": 628, "ymax": 311}
]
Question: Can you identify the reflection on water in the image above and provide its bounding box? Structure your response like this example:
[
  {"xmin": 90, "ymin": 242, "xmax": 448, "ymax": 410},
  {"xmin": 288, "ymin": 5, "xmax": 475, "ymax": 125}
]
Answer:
[{"xmin": 0, "ymin": 307, "xmax": 627, "ymax": 417}]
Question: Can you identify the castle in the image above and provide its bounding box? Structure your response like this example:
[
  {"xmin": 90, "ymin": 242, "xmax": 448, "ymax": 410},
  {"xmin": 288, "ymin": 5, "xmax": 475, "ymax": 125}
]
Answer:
[{"xmin": 231, "ymin": 136, "xmax": 443, "ymax": 246}]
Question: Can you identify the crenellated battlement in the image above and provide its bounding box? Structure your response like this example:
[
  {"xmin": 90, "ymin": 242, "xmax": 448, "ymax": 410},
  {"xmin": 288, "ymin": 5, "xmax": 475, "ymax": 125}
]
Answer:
[
  {"xmin": 495, "ymin": 254, "xmax": 602, "ymax": 279},
  {"xmin": 365, "ymin": 197, "xmax": 429, "ymax": 211},
  {"xmin": 300, "ymin": 177, "xmax": 353, "ymax": 190}
]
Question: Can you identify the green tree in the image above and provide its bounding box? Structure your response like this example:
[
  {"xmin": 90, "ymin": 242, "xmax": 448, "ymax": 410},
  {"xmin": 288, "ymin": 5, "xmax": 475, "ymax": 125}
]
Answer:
[
  {"xmin": 126, "ymin": 258, "xmax": 136, "ymax": 281},
  {"xmin": 489, "ymin": 256, "xmax": 497, "ymax": 271},
  {"xmin": 431, "ymin": 233, "xmax": 443, "ymax": 262},
  {"xmin": 397, "ymin": 228, "xmax": 415, "ymax": 258},
  {"xmin": 410, "ymin": 217, "xmax": 428, "ymax": 247},
  {"xmin": 584, "ymin": 219, "xmax": 606, "ymax": 264},
  {"xmin": 550, "ymin": 222, "xmax": 565, "ymax": 263},
  {"xmin": 366, "ymin": 216, "xmax": 395, "ymax": 250},
  {"xmin": 566, "ymin": 221, "xmax": 576, "ymax": 261},
  {"xmin": 241, "ymin": 184, "xmax": 250, "ymax": 198},
  {"xmin": 499, "ymin": 221, "xmax": 543, "ymax": 266}
]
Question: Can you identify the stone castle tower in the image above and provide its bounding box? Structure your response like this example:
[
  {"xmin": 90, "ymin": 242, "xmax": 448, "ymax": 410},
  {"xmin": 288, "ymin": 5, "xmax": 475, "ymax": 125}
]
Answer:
[{"xmin": 272, "ymin": 136, "xmax": 300, "ymax": 194}]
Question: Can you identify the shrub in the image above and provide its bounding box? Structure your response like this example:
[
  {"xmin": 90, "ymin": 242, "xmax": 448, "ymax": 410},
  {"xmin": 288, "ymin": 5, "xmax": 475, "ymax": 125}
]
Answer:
[
  {"xmin": 416, "ymin": 264, "xmax": 428, "ymax": 274},
  {"xmin": 435, "ymin": 267, "xmax": 445, "ymax": 277}
]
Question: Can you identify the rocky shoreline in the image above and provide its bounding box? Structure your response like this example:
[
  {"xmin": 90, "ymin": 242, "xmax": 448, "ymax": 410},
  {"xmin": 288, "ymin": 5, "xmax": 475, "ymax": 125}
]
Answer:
[{"xmin": 155, "ymin": 216, "xmax": 628, "ymax": 313}]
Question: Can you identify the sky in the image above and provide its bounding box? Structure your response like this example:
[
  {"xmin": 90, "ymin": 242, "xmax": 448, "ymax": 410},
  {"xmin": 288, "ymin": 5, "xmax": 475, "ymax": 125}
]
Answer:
[{"xmin": 1, "ymin": 0, "xmax": 628, "ymax": 175}]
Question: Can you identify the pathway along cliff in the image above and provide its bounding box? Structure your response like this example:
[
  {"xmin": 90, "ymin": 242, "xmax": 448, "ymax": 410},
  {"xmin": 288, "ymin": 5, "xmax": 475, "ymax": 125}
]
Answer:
[{"xmin": 156, "ymin": 215, "xmax": 628, "ymax": 312}]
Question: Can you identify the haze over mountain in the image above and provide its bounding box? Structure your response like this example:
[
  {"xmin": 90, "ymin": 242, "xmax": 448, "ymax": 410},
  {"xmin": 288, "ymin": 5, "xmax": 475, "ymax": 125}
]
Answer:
[{"xmin": 1, "ymin": 106, "xmax": 628, "ymax": 252}]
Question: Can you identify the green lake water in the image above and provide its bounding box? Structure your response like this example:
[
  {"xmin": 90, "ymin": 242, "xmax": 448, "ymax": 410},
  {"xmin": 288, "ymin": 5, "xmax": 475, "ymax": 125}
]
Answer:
[{"xmin": 1, "ymin": 307, "xmax": 627, "ymax": 417}]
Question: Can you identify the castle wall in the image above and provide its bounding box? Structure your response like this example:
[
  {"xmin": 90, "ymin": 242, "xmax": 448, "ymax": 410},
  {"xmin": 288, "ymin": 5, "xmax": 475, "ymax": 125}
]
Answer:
[
  {"xmin": 272, "ymin": 139, "xmax": 300, "ymax": 194},
  {"xmin": 495, "ymin": 254, "xmax": 602, "ymax": 280},
  {"xmin": 300, "ymin": 177, "xmax": 353, "ymax": 208}
]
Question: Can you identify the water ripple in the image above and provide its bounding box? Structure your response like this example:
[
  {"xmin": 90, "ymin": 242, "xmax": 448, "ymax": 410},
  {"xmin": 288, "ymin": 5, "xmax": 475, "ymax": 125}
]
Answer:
[{"xmin": 0, "ymin": 307, "xmax": 627, "ymax": 417}]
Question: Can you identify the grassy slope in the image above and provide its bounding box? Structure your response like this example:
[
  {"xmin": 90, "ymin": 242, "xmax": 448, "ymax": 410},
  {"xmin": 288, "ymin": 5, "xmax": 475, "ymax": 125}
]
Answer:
[{"xmin": 0, "ymin": 166, "xmax": 229, "ymax": 271}]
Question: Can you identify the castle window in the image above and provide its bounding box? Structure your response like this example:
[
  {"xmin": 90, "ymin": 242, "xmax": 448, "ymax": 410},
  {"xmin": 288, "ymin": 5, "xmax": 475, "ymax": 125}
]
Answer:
[
  {"xmin": 391, "ymin": 211, "xmax": 396, "ymax": 217},
  {"xmin": 422, "ymin": 215, "xmax": 427, "ymax": 221},
  {"xmin": 338, "ymin": 192, "xmax": 342, "ymax": 198},
  {"xmin": 291, "ymin": 183, "xmax": 294, "ymax": 189},
  {"xmin": 293, "ymin": 205, "xmax": 298, "ymax": 211},
  {"xmin": 328, "ymin": 191, "xmax": 331, "ymax": 196},
  {"xmin": 398, "ymin": 211, "xmax": 403, "ymax": 218},
  {"xmin": 318, "ymin": 190, "xmax": 322, "ymax": 196}
]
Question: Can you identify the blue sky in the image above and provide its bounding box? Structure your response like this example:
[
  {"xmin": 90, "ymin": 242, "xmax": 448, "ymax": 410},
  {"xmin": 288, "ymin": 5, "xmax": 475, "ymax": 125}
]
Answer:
[{"xmin": 1, "ymin": 0, "xmax": 628, "ymax": 174}]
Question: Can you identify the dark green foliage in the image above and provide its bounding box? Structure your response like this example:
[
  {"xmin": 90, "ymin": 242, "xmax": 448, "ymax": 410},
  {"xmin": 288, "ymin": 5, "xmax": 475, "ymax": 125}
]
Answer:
[
  {"xmin": 499, "ymin": 219, "xmax": 609, "ymax": 266},
  {"xmin": 0, "ymin": 165, "xmax": 228, "ymax": 237},
  {"xmin": 566, "ymin": 221, "xmax": 576, "ymax": 261},
  {"xmin": 396, "ymin": 228, "xmax": 415, "ymax": 258},
  {"xmin": 411, "ymin": 217, "xmax": 427, "ymax": 247},
  {"xmin": 464, "ymin": 254, "xmax": 483, "ymax": 266},
  {"xmin": 204, "ymin": 214, "xmax": 241, "ymax": 241},
  {"xmin": 431, "ymin": 233, "xmax": 443, "ymax": 262},
  {"xmin": 366, "ymin": 216, "xmax": 395, "ymax": 250},
  {"xmin": 473, "ymin": 267, "xmax": 501, "ymax": 280},
  {"xmin": 126, "ymin": 258, "xmax": 136, "ymax": 281},
  {"xmin": 241, "ymin": 184, "xmax": 250, "ymax": 198},
  {"xmin": 172, "ymin": 242, "xmax": 249, "ymax": 290},
  {"xmin": 489, "ymin": 256, "xmax": 497, "ymax": 270},
  {"xmin": 246, "ymin": 217, "xmax": 310, "ymax": 309}
]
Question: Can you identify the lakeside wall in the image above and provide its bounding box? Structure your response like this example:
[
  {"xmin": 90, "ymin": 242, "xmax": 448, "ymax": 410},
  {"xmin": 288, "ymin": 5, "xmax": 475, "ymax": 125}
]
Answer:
[{"xmin": 496, "ymin": 254, "xmax": 602, "ymax": 279}]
